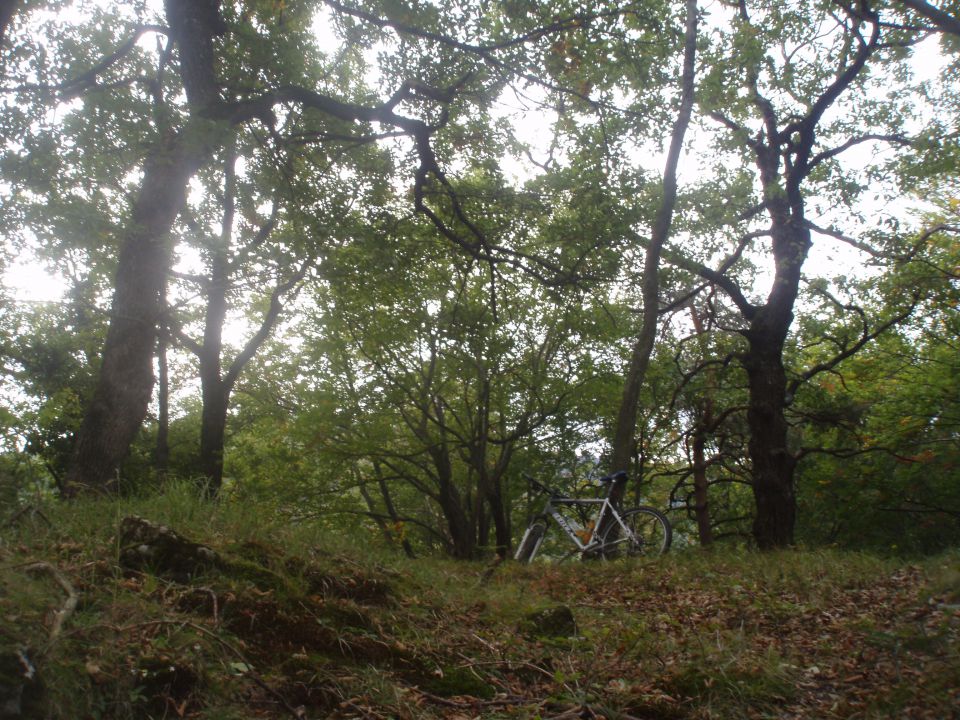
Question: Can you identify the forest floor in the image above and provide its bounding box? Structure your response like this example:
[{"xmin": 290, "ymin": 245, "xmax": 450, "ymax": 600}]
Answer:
[{"xmin": 1, "ymin": 487, "xmax": 958, "ymax": 720}]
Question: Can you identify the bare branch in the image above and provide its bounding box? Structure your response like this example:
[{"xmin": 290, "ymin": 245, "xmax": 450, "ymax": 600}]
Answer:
[
  {"xmin": 808, "ymin": 132, "xmax": 910, "ymax": 170},
  {"xmin": 222, "ymin": 261, "xmax": 310, "ymax": 392}
]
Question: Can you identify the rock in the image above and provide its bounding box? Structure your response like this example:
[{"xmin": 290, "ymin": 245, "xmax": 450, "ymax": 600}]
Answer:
[
  {"xmin": 519, "ymin": 605, "xmax": 577, "ymax": 638},
  {"xmin": 119, "ymin": 516, "xmax": 220, "ymax": 582}
]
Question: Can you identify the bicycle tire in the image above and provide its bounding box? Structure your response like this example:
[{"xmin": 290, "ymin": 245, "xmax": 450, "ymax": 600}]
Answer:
[
  {"xmin": 599, "ymin": 507, "xmax": 671, "ymax": 559},
  {"xmin": 515, "ymin": 521, "xmax": 547, "ymax": 563}
]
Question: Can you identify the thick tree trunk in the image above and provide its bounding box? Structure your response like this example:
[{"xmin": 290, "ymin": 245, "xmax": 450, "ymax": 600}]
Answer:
[
  {"xmin": 438, "ymin": 480, "xmax": 474, "ymax": 559},
  {"xmin": 428, "ymin": 441, "xmax": 474, "ymax": 558},
  {"xmin": 743, "ymin": 345, "xmax": 796, "ymax": 549},
  {"xmin": 742, "ymin": 216, "xmax": 809, "ymax": 549},
  {"xmin": 198, "ymin": 379, "xmax": 228, "ymax": 492},
  {"xmin": 63, "ymin": 137, "xmax": 208, "ymax": 494},
  {"xmin": 64, "ymin": 0, "xmax": 226, "ymax": 495}
]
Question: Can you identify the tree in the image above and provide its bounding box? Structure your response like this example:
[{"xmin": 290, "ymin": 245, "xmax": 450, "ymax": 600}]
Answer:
[
  {"xmin": 675, "ymin": 0, "xmax": 933, "ymax": 547},
  {"xmin": 302, "ymin": 177, "xmax": 606, "ymax": 557},
  {"xmin": 609, "ymin": 0, "xmax": 698, "ymax": 483},
  {"xmin": 62, "ymin": 0, "xmax": 234, "ymax": 494},
  {"xmin": 41, "ymin": 0, "xmax": 484, "ymax": 494}
]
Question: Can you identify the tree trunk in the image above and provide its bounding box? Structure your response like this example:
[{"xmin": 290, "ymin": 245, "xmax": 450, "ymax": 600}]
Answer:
[
  {"xmin": 742, "ymin": 214, "xmax": 808, "ymax": 549},
  {"xmin": 485, "ymin": 481, "xmax": 510, "ymax": 559},
  {"xmin": 359, "ymin": 478, "xmax": 393, "ymax": 545},
  {"xmin": 438, "ymin": 480, "xmax": 474, "ymax": 559},
  {"xmin": 197, "ymin": 185, "xmax": 231, "ymax": 493},
  {"xmin": 156, "ymin": 320, "xmax": 170, "ymax": 479},
  {"xmin": 689, "ymin": 303, "xmax": 713, "ymax": 546},
  {"xmin": 476, "ymin": 492, "xmax": 490, "ymax": 550},
  {"xmin": 609, "ymin": 0, "xmax": 698, "ymax": 475},
  {"xmin": 691, "ymin": 425, "xmax": 714, "ymax": 546},
  {"xmin": 374, "ymin": 464, "xmax": 415, "ymax": 558},
  {"xmin": 743, "ymin": 340, "xmax": 797, "ymax": 548},
  {"xmin": 198, "ymin": 378, "xmax": 228, "ymax": 492},
  {"xmin": 63, "ymin": 136, "xmax": 209, "ymax": 495},
  {"xmin": 64, "ymin": 0, "xmax": 227, "ymax": 495},
  {"xmin": 428, "ymin": 441, "xmax": 474, "ymax": 559}
]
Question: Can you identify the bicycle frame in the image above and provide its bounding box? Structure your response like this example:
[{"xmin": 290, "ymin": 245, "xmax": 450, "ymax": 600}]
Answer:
[{"xmin": 518, "ymin": 493, "xmax": 636, "ymax": 561}]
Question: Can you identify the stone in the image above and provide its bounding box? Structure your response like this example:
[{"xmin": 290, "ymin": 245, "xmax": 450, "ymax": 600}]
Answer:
[{"xmin": 519, "ymin": 605, "xmax": 577, "ymax": 638}]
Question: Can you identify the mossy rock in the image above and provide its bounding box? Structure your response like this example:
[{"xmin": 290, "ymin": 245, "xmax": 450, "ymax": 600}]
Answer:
[
  {"xmin": 519, "ymin": 605, "xmax": 577, "ymax": 638},
  {"xmin": 119, "ymin": 516, "xmax": 219, "ymax": 582}
]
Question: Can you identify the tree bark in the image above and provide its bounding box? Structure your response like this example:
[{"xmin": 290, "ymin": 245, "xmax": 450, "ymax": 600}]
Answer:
[
  {"xmin": 197, "ymin": 147, "xmax": 234, "ymax": 493},
  {"xmin": 156, "ymin": 298, "xmax": 170, "ymax": 479},
  {"xmin": 64, "ymin": 136, "xmax": 210, "ymax": 495},
  {"xmin": 689, "ymin": 304, "xmax": 714, "ymax": 546},
  {"xmin": 742, "ymin": 211, "xmax": 808, "ymax": 548},
  {"xmin": 691, "ymin": 427, "xmax": 714, "ymax": 545}
]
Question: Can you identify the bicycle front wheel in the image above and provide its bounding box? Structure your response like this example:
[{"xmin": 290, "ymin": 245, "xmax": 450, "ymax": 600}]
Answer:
[
  {"xmin": 514, "ymin": 521, "xmax": 547, "ymax": 563},
  {"xmin": 600, "ymin": 507, "xmax": 671, "ymax": 559}
]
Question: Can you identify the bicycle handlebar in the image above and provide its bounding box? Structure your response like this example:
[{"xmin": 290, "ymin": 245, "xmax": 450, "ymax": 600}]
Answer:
[
  {"xmin": 522, "ymin": 473, "xmax": 562, "ymax": 498},
  {"xmin": 523, "ymin": 470, "xmax": 628, "ymax": 498}
]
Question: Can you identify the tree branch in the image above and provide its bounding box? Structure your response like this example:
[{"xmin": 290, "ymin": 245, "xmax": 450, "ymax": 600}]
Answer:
[{"xmin": 896, "ymin": 0, "xmax": 960, "ymax": 37}]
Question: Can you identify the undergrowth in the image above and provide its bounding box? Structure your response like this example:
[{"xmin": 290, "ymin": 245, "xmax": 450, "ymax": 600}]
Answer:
[{"xmin": 1, "ymin": 485, "xmax": 957, "ymax": 719}]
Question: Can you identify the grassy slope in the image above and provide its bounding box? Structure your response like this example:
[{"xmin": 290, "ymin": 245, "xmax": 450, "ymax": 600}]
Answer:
[{"xmin": 1, "ymin": 489, "xmax": 958, "ymax": 720}]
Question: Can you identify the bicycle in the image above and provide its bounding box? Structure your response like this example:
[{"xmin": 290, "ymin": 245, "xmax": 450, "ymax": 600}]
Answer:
[{"xmin": 514, "ymin": 470, "xmax": 672, "ymax": 562}]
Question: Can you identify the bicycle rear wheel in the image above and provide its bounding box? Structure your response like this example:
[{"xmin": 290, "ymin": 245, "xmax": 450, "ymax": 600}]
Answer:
[
  {"xmin": 600, "ymin": 507, "xmax": 671, "ymax": 559},
  {"xmin": 515, "ymin": 521, "xmax": 547, "ymax": 563}
]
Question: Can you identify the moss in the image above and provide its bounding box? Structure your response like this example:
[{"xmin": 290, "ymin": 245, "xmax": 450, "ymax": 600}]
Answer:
[
  {"xmin": 666, "ymin": 659, "xmax": 796, "ymax": 710},
  {"xmin": 415, "ymin": 665, "xmax": 496, "ymax": 699}
]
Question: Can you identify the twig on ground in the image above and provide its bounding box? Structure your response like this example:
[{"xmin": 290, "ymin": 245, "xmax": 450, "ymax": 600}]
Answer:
[
  {"xmin": 338, "ymin": 698, "xmax": 389, "ymax": 718},
  {"xmin": 544, "ymin": 705, "xmax": 644, "ymax": 720},
  {"xmin": 414, "ymin": 688, "xmax": 529, "ymax": 708},
  {"xmin": 21, "ymin": 562, "xmax": 77, "ymax": 651},
  {"xmin": 3, "ymin": 505, "xmax": 53, "ymax": 529}
]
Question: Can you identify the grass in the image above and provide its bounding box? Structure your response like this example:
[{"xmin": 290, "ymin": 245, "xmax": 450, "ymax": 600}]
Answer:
[{"xmin": 1, "ymin": 486, "xmax": 958, "ymax": 719}]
